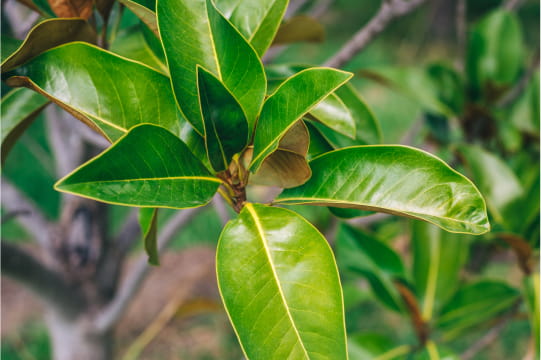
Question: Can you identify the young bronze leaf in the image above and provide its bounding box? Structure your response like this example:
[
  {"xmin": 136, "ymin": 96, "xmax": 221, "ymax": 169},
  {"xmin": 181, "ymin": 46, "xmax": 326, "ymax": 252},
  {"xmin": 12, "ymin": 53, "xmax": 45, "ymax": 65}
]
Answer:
[
  {"xmin": 276, "ymin": 146, "xmax": 490, "ymax": 234},
  {"xmin": 217, "ymin": 203, "xmax": 347, "ymax": 359},
  {"xmin": 55, "ymin": 124, "xmax": 221, "ymax": 209},
  {"xmin": 197, "ymin": 67, "xmax": 248, "ymax": 173}
]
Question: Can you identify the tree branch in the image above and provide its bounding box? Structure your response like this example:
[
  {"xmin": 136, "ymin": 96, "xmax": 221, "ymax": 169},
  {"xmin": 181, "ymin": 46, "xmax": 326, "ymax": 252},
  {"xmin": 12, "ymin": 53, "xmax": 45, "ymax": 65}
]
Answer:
[
  {"xmin": 323, "ymin": 0, "xmax": 426, "ymax": 69},
  {"xmin": 1, "ymin": 241, "xmax": 86, "ymax": 318},
  {"xmin": 1, "ymin": 177, "xmax": 52, "ymax": 247},
  {"xmin": 92, "ymin": 207, "xmax": 204, "ymax": 332}
]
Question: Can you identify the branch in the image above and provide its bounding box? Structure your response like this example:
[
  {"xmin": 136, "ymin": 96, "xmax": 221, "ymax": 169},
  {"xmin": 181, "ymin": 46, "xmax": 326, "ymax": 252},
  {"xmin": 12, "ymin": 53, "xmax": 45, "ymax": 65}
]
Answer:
[
  {"xmin": 1, "ymin": 241, "xmax": 86, "ymax": 318},
  {"xmin": 92, "ymin": 206, "xmax": 204, "ymax": 332},
  {"xmin": 323, "ymin": 0, "xmax": 426, "ymax": 69},
  {"xmin": 1, "ymin": 177, "xmax": 52, "ymax": 247}
]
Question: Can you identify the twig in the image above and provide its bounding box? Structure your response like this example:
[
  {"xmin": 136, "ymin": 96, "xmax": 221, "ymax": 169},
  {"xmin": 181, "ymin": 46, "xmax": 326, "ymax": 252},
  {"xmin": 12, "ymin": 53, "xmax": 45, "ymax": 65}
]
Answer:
[
  {"xmin": 92, "ymin": 207, "xmax": 204, "ymax": 332},
  {"xmin": 324, "ymin": 0, "xmax": 426, "ymax": 69},
  {"xmin": 1, "ymin": 241, "xmax": 86, "ymax": 318},
  {"xmin": 1, "ymin": 177, "xmax": 52, "ymax": 247}
]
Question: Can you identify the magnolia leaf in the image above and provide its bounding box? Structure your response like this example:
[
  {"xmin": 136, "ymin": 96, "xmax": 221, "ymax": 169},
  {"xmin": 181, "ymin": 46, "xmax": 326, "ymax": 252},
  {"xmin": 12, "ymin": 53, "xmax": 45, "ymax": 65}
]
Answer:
[
  {"xmin": 158, "ymin": 0, "xmax": 266, "ymax": 134},
  {"xmin": 7, "ymin": 42, "xmax": 185, "ymax": 143},
  {"xmin": 246, "ymin": 121, "xmax": 311, "ymax": 188},
  {"xmin": 110, "ymin": 24, "xmax": 167, "ymax": 74},
  {"xmin": 197, "ymin": 67, "xmax": 249, "ymax": 172},
  {"xmin": 47, "ymin": 0, "xmax": 93, "ymax": 18},
  {"xmin": 1, "ymin": 19, "xmax": 96, "ymax": 73},
  {"xmin": 412, "ymin": 222, "xmax": 470, "ymax": 321},
  {"xmin": 459, "ymin": 144, "xmax": 523, "ymax": 227},
  {"xmin": 1, "ymin": 88, "xmax": 49, "ymax": 164},
  {"xmin": 118, "ymin": 0, "xmax": 158, "ymax": 36},
  {"xmin": 217, "ymin": 203, "xmax": 347, "ymax": 359},
  {"xmin": 438, "ymin": 281, "xmax": 519, "ymax": 339},
  {"xmin": 139, "ymin": 208, "xmax": 159, "ymax": 265},
  {"xmin": 272, "ymin": 15, "xmax": 325, "ymax": 45},
  {"xmin": 55, "ymin": 124, "xmax": 221, "ymax": 208},
  {"xmin": 337, "ymin": 224, "xmax": 406, "ymax": 312},
  {"xmin": 276, "ymin": 146, "xmax": 490, "ymax": 234},
  {"xmin": 251, "ymin": 67, "xmax": 352, "ymax": 171},
  {"xmin": 215, "ymin": 0, "xmax": 288, "ymax": 56},
  {"xmin": 308, "ymin": 92, "xmax": 355, "ymax": 138}
]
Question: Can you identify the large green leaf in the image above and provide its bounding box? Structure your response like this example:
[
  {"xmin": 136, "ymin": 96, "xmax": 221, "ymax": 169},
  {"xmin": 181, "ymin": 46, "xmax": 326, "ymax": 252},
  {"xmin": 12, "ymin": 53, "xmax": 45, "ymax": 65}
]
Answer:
[
  {"xmin": 139, "ymin": 208, "xmax": 159, "ymax": 265},
  {"xmin": 467, "ymin": 9, "xmax": 524, "ymax": 93},
  {"xmin": 55, "ymin": 124, "xmax": 221, "ymax": 208},
  {"xmin": 119, "ymin": 0, "xmax": 158, "ymax": 36},
  {"xmin": 1, "ymin": 88, "xmax": 49, "ymax": 163},
  {"xmin": 8, "ymin": 42, "xmax": 184, "ymax": 143},
  {"xmin": 158, "ymin": 0, "xmax": 266, "ymax": 134},
  {"xmin": 411, "ymin": 222, "xmax": 470, "ymax": 321},
  {"xmin": 250, "ymin": 68, "xmax": 352, "ymax": 171},
  {"xmin": 337, "ymin": 224, "xmax": 405, "ymax": 312},
  {"xmin": 217, "ymin": 203, "xmax": 347, "ymax": 359},
  {"xmin": 459, "ymin": 144, "xmax": 523, "ymax": 227},
  {"xmin": 437, "ymin": 281, "xmax": 519, "ymax": 339},
  {"xmin": 197, "ymin": 67, "xmax": 248, "ymax": 172},
  {"xmin": 215, "ymin": 0, "xmax": 288, "ymax": 56},
  {"xmin": 276, "ymin": 146, "xmax": 490, "ymax": 234},
  {"xmin": 308, "ymin": 93, "xmax": 355, "ymax": 138},
  {"xmin": 1, "ymin": 18, "xmax": 96, "ymax": 73}
]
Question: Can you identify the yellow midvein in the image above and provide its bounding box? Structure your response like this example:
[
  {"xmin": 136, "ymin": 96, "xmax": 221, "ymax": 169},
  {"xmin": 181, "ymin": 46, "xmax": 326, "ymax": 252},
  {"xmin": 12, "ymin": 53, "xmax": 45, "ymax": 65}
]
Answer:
[
  {"xmin": 245, "ymin": 203, "xmax": 309, "ymax": 359},
  {"xmin": 64, "ymin": 176, "xmax": 223, "ymax": 185}
]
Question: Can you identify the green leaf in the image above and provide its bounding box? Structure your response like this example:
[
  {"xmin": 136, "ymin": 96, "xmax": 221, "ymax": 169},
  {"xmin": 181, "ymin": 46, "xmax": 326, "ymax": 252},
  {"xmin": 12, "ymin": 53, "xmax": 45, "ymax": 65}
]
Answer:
[
  {"xmin": 139, "ymin": 208, "xmax": 159, "ymax": 265},
  {"xmin": 308, "ymin": 92, "xmax": 355, "ymax": 138},
  {"xmin": 250, "ymin": 68, "xmax": 352, "ymax": 171},
  {"xmin": 272, "ymin": 15, "xmax": 325, "ymax": 45},
  {"xmin": 110, "ymin": 24, "xmax": 167, "ymax": 74},
  {"xmin": 197, "ymin": 67, "xmax": 248, "ymax": 172},
  {"xmin": 158, "ymin": 0, "xmax": 266, "ymax": 134},
  {"xmin": 8, "ymin": 42, "xmax": 184, "ymax": 143},
  {"xmin": 276, "ymin": 146, "xmax": 490, "ymax": 234},
  {"xmin": 119, "ymin": 0, "xmax": 158, "ymax": 36},
  {"xmin": 1, "ymin": 19, "xmax": 97, "ymax": 73},
  {"xmin": 1, "ymin": 88, "xmax": 49, "ymax": 163},
  {"xmin": 523, "ymin": 273, "xmax": 540, "ymax": 357},
  {"xmin": 328, "ymin": 207, "xmax": 375, "ymax": 219},
  {"xmin": 348, "ymin": 333, "xmax": 409, "ymax": 360},
  {"xmin": 217, "ymin": 203, "xmax": 347, "ymax": 359},
  {"xmin": 55, "ymin": 124, "xmax": 221, "ymax": 208},
  {"xmin": 246, "ymin": 120, "xmax": 311, "ymax": 188},
  {"xmin": 411, "ymin": 222, "xmax": 470, "ymax": 321},
  {"xmin": 216, "ymin": 0, "xmax": 288, "ymax": 56},
  {"xmin": 467, "ymin": 10, "xmax": 524, "ymax": 93},
  {"xmin": 438, "ymin": 281, "xmax": 519, "ymax": 339},
  {"xmin": 337, "ymin": 224, "xmax": 405, "ymax": 312},
  {"xmin": 414, "ymin": 342, "xmax": 460, "ymax": 360},
  {"xmin": 459, "ymin": 144, "xmax": 523, "ymax": 227}
]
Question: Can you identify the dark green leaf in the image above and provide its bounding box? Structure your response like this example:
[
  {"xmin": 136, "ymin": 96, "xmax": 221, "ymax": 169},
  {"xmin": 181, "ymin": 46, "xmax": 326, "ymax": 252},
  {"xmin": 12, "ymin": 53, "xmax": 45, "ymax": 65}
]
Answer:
[
  {"xmin": 276, "ymin": 146, "xmax": 490, "ymax": 234},
  {"xmin": 158, "ymin": 0, "xmax": 266, "ymax": 134},
  {"xmin": 8, "ymin": 42, "xmax": 184, "ymax": 143},
  {"xmin": 305, "ymin": 120, "xmax": 333, "ymax": 160},
  {"xmin": 217, "ymin": 203, "xmax": 347, "ymax": 359},
  {"xmin": 272, "ymin": 15, "xmax": 325, "ymax": 45},
  {"xmin": 1, "ymin": 88, "xmax": 49, "ymax": 163},
  {"xmin": 139, "ymin": 208, "xmax": 159, "ymax": 265},
  {"xmin": 348, "ymin": 333, "xmax": 409, "ymax": 360},
  {"xmin": 328, "ymin": 207, "xmax": 375, "ymax": 219},
  {"xmin": 337, "ymin": 224, "xmax": 405, "ymax": 312},
  {"xmin": 523, "ymin": 273, "xmax": 540, "ymax": 357},
  {"xmin": 1, "ymin": 18, "xmax": 96, "ymax": 73},
  {"xmin": 197, "ymin": 67, "xmax": 248, "ymax": 172},
  {"xmin": 55, "ymin": 124, "xmax": 221, "ymax": 208},
  {"xmin": 250, "ymin": 67, "xmax": 352, "ymax": 171}
]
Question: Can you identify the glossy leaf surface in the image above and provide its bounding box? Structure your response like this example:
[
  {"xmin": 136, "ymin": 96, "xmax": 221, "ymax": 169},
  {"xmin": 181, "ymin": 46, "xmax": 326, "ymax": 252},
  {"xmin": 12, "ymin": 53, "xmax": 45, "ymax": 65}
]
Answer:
[
  {"xmin": 412, "ymin": 222, "xmax": 469, "ymax": 321},
  {"xmin": 139, "ymin": 208, "xmax": 159, "ymax": 265},
  {"xmin": 337, "ymin": 224, "xmax": 405, "ymax": 312},
  {"xmin": 119, "ymin": 0, "xmax": 158, "ymax": 36},
  {"xmin": 438, "ymin": 281, "xmax": 519, "ymax": 338},
  {"xmin": 1, "ymin": 19, "xmax": 96, "ymax": 73},
  {"xmin": 216, "ymin": 0, "xmax": 288, "ymax": 56},
  {"xmin": 198, "ymin": 67, "xmax": 248, "ymax": 172},
  {"xmin": 277, "ymin": 146, "xmax": 490, "ymax": 234},
  {"xmin": 56, "ymin": 125, "xmax": 221, "ymax": 208},
  {"xmin": 309, "ymin": 93, "xmax": 355, "ymax": 138},
  {"xmin": 217, "ymin": 203, "xmax": 347, "ymax": 359},
  {"xmin": 251, "ymin": 68, "xmax": 352, "ymax": 171},
  {"xmin": 8, "ymin": 42, "xmax": 184, "ymax": 142},
  {"xmin": 158, "ymin": 0, "xmax": 266, "ymax": 133},
  {"xmin": 273, "ymin": 15, "xmax": 325, "ymax": 45},
  {"xmin": 1, "ymin": 88, "xmax": 49, "ymax": 163}
]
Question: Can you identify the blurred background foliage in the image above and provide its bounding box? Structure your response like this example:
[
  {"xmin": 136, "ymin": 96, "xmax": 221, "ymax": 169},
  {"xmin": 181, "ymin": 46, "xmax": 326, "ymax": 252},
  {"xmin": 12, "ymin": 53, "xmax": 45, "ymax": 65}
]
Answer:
[{"xmin": 1, "ymin": 0, "xmax": 539, "ymax": 359}]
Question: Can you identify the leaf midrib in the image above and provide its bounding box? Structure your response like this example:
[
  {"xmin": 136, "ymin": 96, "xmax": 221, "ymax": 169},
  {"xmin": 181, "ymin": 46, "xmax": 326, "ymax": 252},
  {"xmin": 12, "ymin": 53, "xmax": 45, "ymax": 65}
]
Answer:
[
  {"xmin": 245, "ymin": 203, "xmax": 309, "ymax": 359},
  {"xmin": 60, "ymin": 175, "xmax": 222, "ymax": 185}
]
